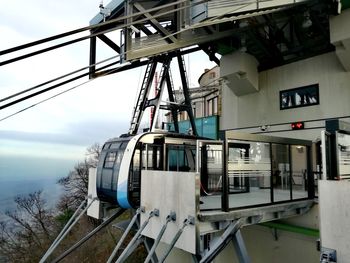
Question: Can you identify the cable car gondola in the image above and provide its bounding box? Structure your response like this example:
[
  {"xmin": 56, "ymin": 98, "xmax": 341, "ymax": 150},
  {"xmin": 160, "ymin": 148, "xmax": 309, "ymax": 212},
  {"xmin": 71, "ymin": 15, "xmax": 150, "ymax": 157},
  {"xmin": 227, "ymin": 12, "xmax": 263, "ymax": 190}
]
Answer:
[{"xmin": 96, "ymin": 131, "xmax": 199, "ymax": 208}]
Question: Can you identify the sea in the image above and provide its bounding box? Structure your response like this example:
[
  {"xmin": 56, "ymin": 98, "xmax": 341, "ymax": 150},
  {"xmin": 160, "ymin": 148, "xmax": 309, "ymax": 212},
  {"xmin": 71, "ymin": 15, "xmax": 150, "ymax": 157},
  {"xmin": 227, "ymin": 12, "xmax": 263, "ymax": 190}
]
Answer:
[{"xmin": 0, "ymin": 156, "xmax": 76, "ymax": 222}]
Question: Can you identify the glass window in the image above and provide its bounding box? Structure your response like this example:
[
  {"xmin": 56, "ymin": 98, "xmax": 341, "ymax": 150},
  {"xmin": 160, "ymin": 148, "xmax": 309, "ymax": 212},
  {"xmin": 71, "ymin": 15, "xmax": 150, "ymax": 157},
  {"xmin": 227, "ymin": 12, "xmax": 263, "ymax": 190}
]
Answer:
[
  {"xmin": 130, "ymin": 149, "xmax": 141, "ymax": 191},
  {"xmin": 101, "ymin": 170, "xmax": 113, "ymax": 189},
  {"xmin": 110, "ymin": 142, "xmax": 121, "ymax": 149},
  {"xmin": 228, "ymin": 141, "xmax": 271, "ymax": 208},
  {"xmin": 104, "ymin": 151, "xmax": 117, "ymax": 168},
  {"xmin": 207, "ymin": 99, "xmax": 213, "ymax": 116},
  {"xmin": 271, "ymin": 144, "xmax": 291, "ymax": 202},
  {"xmin": 205, "ymin": 144, "xmax": 223, "ymax": 193},
  {"xmin": 291, "ymin": 145, "xmax": 308, "ymax": 199},
  {"xmin": 167, "ymin": 145, "xmax": 192, "ymax": 172},
  {"xmin": 206, "ymin": 96, "xmax": 218, "ymax": 116},
  {"xmin": 145, "ymin": 145, "xmax": 162, "ymax": 170},
  {"xmin": 213, "ymin": 97, "xmax": 218, "ymax": 115},
  {"xmin": 196, "ymin": 102, "xmax": 203, "ymax": 118},
  {"xmin": 337, "ymin": 132, "xmax": 350, "ymax": 179},
  {"xmin": 103, "ymin": 143, "xmax": 111, "ymax": 150}
]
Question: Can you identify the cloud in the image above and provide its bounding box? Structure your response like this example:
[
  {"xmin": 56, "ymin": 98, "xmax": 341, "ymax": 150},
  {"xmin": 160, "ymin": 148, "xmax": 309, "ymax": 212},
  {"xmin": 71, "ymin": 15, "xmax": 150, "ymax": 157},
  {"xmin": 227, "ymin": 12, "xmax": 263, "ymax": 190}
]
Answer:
[
  {"xmin": 0, "ymin": 117, "xmax": 128, "ymax": 147},
  {"xmin": 0, "ymin": 0, "xmax": 217, "ymax": 147}
]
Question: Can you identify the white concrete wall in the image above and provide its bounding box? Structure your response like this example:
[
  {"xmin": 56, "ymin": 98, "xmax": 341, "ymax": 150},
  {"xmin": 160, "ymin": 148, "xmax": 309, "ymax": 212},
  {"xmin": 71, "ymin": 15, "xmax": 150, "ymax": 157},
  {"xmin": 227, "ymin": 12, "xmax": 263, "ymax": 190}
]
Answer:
[
  {"xmin": 330, "ymin": 9, "xmax": 350, "ymax": 71},
  {"xmin": 319, "ymin": 180, "xmax": 350, "ymax": 262},
  {"xmin": 221, "ymin": 52, "xmax": 259, "ymax": 96},
  {"xmin": 217, "ymin": 52, "xmax": 350, "ymax": 263},
  {"xmin": 220, "ymin": 52, "xmax": 350, "ymax": 141}
]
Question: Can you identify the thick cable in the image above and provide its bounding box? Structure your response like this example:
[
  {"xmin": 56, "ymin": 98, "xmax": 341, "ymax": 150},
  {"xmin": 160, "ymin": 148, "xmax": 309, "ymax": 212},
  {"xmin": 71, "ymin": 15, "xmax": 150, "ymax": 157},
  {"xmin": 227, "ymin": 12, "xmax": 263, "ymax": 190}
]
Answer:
[
  {"xmin": 0, "ymin": 45, "xmax": 201, "ymax": 121},
  {"xmin": 0, "ymin": 0, "xmax": 210, "ymax": 119},
  {"xmin": 0, "ymin": 58, "xmax": 128, "ymax": 111},
  {"xmin": 0, "ymin": 54, "xmax": 120, "ymax": 104},
  {"xmin": 0, "ymin": 0, "xmax": 284, "ymax": 105},
  {"xmin": 0, "ymin": 0, "xmax": 209, "ymax": 67},
  {"xmin": 0, "ymin": 0, "xmax": 189, "ymax": 56},
  {"xmin": 0, "ymin": 60, "xmax": 133, "ymax": 123},
  {"xmin": 0, "ymin": 0, "xmax": 211, "ymax": 106}
]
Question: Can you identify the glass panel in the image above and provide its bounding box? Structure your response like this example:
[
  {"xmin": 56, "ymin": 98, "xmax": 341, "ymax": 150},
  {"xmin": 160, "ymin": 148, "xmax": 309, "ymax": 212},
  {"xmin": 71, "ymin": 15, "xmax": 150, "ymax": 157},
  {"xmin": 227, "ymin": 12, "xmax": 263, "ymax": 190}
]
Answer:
[
  {"xmin": 110, "ymin": 142, "xmax": 121, "ymax": 149},
  {"xmin": 130, "ymin": 148, "xmax": 141, "ymax": 191},
  {"xmin": 101, "ymin": 169, "xmax": 113, "ymax": 190},
  {"xmin": 196, "ymin": 102, "xmax": 203, "ymax": 118},
  {"xmin": 213, "ymin": 97, "xmax": 218, "ymax": 115},
  {"xmin": 199, "ymin": 142, "xmax": 223, "ymax": 211},
  {"xmin": 166, "ymin": 116, "xmax": 219, "ymax": 139},
  {"xmin": 167, "ymin": 145, "xmax": 191, "ymax": 172},
  {"xmin": 104, "ymin": 151, "xmax": 117, "ymax": 168},
  {"xmin": 337, "ymin": 132, "xmax": 350, "ymax": 179},
  {"xmin": 103, "ymin": 143, "xmax": 110, "ymax": 150},
  {"xmin": 205, "ymin": 144, "xmax": 223, "ymax": 193},
  {"xmin": 228, "ymin": 141, "xmax": 271, "ymax": 208},
  {"xmin": 271, "ymin": 144, "xmax": 291, "ymax": 202},
  {"xmin": 291, "ymin": 145, "xmax": 308, "ymax": 199},
  {"xmin": 144, "ymin": 145, "xmax": 163, "ymax": 170},
  {"xmin": 112, "ymin": 150, "xmax": 124, "ymax": 191},
  {"xmin": 207, "ymin": 99, "xmax": 213, "ymax": 116}
]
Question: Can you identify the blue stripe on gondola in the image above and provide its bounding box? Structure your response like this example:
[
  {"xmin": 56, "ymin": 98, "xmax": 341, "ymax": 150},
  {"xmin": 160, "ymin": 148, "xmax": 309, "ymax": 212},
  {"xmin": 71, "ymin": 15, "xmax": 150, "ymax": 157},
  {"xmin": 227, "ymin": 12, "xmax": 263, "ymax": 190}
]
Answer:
[{"xmin": 117, "ymin": 180, "xmax": 131, "ymax": 208}]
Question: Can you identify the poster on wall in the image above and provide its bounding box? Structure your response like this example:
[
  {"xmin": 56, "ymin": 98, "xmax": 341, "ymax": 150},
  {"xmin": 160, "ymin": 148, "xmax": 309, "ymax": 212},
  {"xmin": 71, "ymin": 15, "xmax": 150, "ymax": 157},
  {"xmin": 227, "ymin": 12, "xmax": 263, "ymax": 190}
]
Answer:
[{"xmin": 280, "ymin": 84, "xmax": 319, "ymax": 110}]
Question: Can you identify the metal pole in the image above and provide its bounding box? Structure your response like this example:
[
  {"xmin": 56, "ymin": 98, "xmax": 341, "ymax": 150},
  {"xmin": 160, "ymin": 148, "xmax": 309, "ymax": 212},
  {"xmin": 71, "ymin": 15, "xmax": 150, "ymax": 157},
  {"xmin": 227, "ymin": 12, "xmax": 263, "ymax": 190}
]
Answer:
[
  {"xmin": 232, "ymin": 230, "xmax": 251, "ymax": 263},
  {"xmin": 42, "ymin": 198, "xmax": 87, "ymax": 261},
  {"xmin": 53, "ymin": 199, "xmax": 87, "ymax": 246},
  {"xmin": 159, "ymin": 216, "xmax": 194, "ymax": 263},
  {"xmin": 222, "ymin": 139, "xmax": 229, "ymax": 212},
  {"xmin": 39, "ymin": 198, "xmax": 93, "ymax": 263},
  {"xmin": 176, "ymin": 52, "xmax": 198, "ymax": 136},
  {"xmin": 144, "ymin": 212, "xmax": 176, "ymax": 263},
  {"xmin": 199, "ymin": 220, "xmax": 241, "ymax": 263},
  {"xmin": 52, "ymin": 208, "xmax": 125, "ymax": 263},
  {"xmin": 116, "ymin": 209, "xmax": 159, "ymax": 263},
  {"xmin": 107, "ymin": 209, "xmax": 141, "ymax": 263}
]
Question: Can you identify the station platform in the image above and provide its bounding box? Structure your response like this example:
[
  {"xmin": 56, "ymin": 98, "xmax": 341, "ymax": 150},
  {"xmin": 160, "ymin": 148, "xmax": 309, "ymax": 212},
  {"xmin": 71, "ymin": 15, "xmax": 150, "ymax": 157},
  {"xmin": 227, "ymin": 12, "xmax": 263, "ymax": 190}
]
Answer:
[{"xmin": 199, "ymin": 199, "xmax": 314, "ymax": 225}]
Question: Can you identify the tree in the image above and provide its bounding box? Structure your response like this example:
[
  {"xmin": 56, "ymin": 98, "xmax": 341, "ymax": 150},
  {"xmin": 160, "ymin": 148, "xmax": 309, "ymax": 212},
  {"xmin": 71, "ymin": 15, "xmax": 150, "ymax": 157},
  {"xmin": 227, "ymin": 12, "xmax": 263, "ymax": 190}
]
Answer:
[
  {"xmin": 57, "ymin": 143, "xmax": 101, "ymax": 211},
  {"xmin": 0, "ymin": 143, "xmax": 126, "ymax": 262},
  {"xmin": 0, "ymin": 190, "xmax": 56, "ymax": 263}
]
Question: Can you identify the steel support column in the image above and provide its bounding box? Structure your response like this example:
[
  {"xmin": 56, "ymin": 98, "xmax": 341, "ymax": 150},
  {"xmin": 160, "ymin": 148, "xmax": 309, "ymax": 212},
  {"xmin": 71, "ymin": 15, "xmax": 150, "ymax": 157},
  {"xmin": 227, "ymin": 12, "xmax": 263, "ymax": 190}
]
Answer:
[
  {"xmin": 177, "ymin": 52, "xmax": 198, "ymax": 136},
  {"xmin": 232, "ymin": 230, "xmax": 251, "ymax": 263}
]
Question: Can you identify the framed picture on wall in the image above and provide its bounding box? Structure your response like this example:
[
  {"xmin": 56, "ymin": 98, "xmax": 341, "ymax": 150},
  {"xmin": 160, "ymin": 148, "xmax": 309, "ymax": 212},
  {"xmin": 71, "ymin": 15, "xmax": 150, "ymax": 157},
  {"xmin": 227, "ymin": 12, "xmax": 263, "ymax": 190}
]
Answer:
[{"xmin": 280, "ymin": 84, "xmax": 319, "ymax": 110}]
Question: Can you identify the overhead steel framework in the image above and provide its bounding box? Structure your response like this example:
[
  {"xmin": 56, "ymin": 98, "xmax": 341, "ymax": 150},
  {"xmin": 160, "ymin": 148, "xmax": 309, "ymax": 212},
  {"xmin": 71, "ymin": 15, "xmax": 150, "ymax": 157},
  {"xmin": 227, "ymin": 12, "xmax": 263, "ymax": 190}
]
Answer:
[
  {"xmin": 88, "ymin": 0, "xmax": 337, "ymax": 76},
  {"xmin": 85, "ymin": 0, "xmax": 339, "ymax": 134}
]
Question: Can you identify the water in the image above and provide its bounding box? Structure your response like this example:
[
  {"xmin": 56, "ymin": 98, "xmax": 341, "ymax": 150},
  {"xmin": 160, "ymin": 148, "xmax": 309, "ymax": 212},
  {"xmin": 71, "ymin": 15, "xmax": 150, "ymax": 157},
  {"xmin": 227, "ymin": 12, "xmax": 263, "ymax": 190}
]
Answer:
[
  {"xmin": 0, "ymin": 177, "xmax": 63, "ymax": 222},
  {"xmin": 0, "ymin": 155, "xmax": 76, "ymax": 222}
]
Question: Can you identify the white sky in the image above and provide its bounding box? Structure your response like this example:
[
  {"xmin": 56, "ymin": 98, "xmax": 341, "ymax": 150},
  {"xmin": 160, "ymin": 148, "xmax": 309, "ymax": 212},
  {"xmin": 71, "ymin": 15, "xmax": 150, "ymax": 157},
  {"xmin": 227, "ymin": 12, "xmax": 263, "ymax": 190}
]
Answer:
[{"xmin": 0, "ymin": 0, "xmax": 216, "ymax": 168}]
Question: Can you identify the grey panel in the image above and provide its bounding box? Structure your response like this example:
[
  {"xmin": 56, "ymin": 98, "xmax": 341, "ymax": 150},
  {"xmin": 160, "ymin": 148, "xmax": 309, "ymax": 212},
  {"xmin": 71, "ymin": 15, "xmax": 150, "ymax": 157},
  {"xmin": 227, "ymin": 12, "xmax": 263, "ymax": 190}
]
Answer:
[{"xmin": 140, "ymin": 170, "xmax": 199, "ymax": 254}]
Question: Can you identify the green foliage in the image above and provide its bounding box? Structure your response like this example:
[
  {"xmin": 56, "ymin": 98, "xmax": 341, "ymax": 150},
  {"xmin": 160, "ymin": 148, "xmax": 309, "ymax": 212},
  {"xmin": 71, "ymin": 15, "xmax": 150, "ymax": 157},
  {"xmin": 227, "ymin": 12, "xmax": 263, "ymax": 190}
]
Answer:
[{"xmin": 55, "ymin": 209, "xmax": 74, "ymax": 226}]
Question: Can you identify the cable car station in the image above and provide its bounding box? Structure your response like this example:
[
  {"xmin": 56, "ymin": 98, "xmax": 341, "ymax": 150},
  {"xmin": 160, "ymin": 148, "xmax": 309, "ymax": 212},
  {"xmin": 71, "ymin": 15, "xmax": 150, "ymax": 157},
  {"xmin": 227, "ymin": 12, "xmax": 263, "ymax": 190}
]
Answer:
[{"xmin": 3, "ymin": 0, "xmax": 350, "ymax": 262}]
